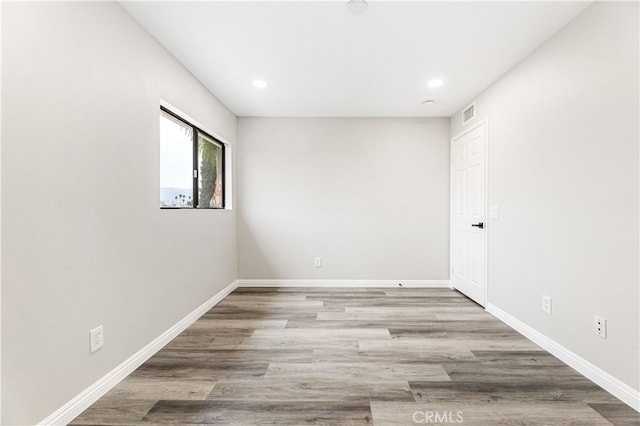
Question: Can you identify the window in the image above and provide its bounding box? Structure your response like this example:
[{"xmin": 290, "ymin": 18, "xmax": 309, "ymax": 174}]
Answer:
[{"xmin": 159, "ymin": 107, "xmax": 225, "ymax": 208}]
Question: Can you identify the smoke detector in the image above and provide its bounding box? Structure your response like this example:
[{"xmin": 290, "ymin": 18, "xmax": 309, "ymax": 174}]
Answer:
[{"xmin": 346, "ymin": 0, "xmax": 368, "ymax": 16}]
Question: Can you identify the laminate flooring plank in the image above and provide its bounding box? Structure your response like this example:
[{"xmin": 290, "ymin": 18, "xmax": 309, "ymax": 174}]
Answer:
[
  {"xmin": 233, "ymin": 336, "xmax": 361, "ymax": 351},
  {"xmin": 392, "ymin": 319, "xmax": 515, "ymax": 332},
  {"xmin": 216, "ymin": 300, "xmax": 325, "ymax": 309},
  {"xmin": 198, "ymin": 336, "xmax": 253, "ymax": 349},
  {"xmin": 130, "ymin": 361, "xmax": 269, "ymax": 380},
  {"xmin": 251, "ymin": 327, "xmax": 391, "ymax": 339},
  {"xmin": 285, "ymin": 319, "xmax": 457, "ymax": 329},
  {"xmin": 103, "ymin": 377, "xmax": 216, "ymax": 401},
  {"xmin": 308, "ymin": 295, "xmax": 473, "ymax": 306},
  {"xmin": 201, "ymin": 308, "xmax": 318, "ymax": 320},
  {"xmin": 264, "ymin": 362, "xmax": 450, "ymax": 382},
  {"xmin": 470, "ymin": 349, "xmax": 568, "ymax": 366},
  {"xmin": 434, "ymin": 312, "xmax": 503, "ymax": 321},
  {"xmin": 70, "ymin": 399, "xmax": 157, "ymax": 425},
  {"xmin": 221, "ymin": 294, "xmax": 309, "ymax": 302},
  {"xmin": 316, "ymin": 311, "xmax": 439, "ymax": 321},
  {"xmin": 147, "ymin": 348, "xmax": 313, "ymax": 364},
  {"xmin": 205, "ymin": 333, "xmax": 369, "ymax": 351},
  {"xmin": 383, "ymin": 288, "xmax": 466, "ymax": 297},
  {"xmin": 359, "ymin": 337, "xmax": 541, "ymax": 351},
  {"xmin": 207, "ymin": 378, "xmax": 415, "ymax": 402},
  {"xmin": 142, "ymin": 400, "xmax": 373, "ymax": 425},
  {"xmin": 286, "ymin": 319, "xmax": 404, "ymax": 329},
  {"xmin": 589, "ymin": 403, "xmax": 640, "ymax": 426},
  {"xmin": 203, "ymin": 349, "xmax": 313, "ymax": 363},
  {"xmin": 442, "ymin": 363, "xmax": 593, "ymax": 383},
  {"xmin": 388, "ymin": 328, "xmax": 522, "ymax": 339},
  {"xmin": 345, "ymin": 306, "xmax": 484, "ymax": 314},
  {"xmin": 370, "ymin": 401, "xmax": 614, "ymax": 426},
  {"xmin": 186, "ymin": 319, "xmax": 288, "ymax": 329},
  {"xmin": 300, "ymin": 292, "xmax": 385, "ymax": 298},
  {"xmin": 157, "ymin": 335, "xmax": 217, "ymax": 351},
  {"xmin": 410, "ymin": 380, "xmax": 620, "ymax": 404},
  {"xmin": 275, "ymin": 287, "xmax": 381, "ymax": 293},
  {"xmin": 312, "ymin": 348, "xmax": 479, "ymax": 364},
  {"xmin": 286, "ymin": 319, "xmax": 513, "ymax": 333}
]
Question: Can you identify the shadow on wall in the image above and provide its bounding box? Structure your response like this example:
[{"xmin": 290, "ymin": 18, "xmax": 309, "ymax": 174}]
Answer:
[{"xmin": 237, "ymin": 217, "xmax": 276, "ymax": 280}]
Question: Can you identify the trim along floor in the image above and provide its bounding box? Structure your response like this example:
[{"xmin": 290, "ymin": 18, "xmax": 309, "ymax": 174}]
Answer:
[{"xmin": 70, "ymin": 288, "xmax": 639, "ymax": 425}]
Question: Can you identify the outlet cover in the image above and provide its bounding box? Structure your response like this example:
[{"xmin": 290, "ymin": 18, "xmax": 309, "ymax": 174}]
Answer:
[
  {"xmin": 594, "ymin": 315, "xmax": 607, "ymax": 338},
  {"xmin": 90, "ymin": 325, "xmax": 104, "ymax": 353},
  {"xmin": 541, "ymin": 295, "xmax": 552, "ymax": 315},
  {"xmin": 314, "ymin": 257, "xmax": 322, "ymax": 268}
]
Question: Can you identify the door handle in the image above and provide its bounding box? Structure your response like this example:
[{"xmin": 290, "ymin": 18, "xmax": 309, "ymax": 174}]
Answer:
[{"xmin": 471, "ymin": 222, "xmax": 484, "ymax": 229}]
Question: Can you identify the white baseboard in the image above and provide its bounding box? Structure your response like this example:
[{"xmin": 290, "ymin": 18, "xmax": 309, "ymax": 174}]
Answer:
[
  {"xmin": 235, "ymin": 279, "xmax": 451, "ymax": 288},
  {"xmin": 486, "ymin": 303, "xmax": 640, "ymax": 413},
  {"xmin": 39, "ymin": 281, "xmax": 238, "ymax": 426}
]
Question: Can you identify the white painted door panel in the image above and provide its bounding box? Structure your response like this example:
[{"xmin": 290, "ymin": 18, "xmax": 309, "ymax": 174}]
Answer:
[{"xmin": 452, "ymin": 124, "xmax": 486, "ymax": 306}]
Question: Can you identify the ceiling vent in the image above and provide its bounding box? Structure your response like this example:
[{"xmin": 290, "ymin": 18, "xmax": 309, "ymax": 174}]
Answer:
[{"xmin": 462, "ymin": 103, "xmax": 476, "ymax": 124}]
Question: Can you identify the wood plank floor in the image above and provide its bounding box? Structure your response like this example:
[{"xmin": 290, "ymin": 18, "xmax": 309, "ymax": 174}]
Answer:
[{"xmin": 71, "ymin": 288, "xmax": 639, "ymax": 425}]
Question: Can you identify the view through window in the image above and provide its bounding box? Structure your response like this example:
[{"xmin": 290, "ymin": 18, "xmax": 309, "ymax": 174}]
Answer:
[{"xmin": 159, "ymin": 107, "xmax": 225, "ymax": 208}]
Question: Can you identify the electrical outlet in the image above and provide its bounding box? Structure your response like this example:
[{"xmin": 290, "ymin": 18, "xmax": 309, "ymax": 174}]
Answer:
[
  {"xmin": 594, "ymin": 315, "xmax": 607, "ymax": 338},
  {"xmin": 541, "ymin": 295, "xmax": 552, "ymax": 315},
  {"xmin": 90, "ymin": 325, "xmax": 104, "ymax": 353},
  {"xmin": 314, "ymin": 257, "xmax": 322, "ymax": 268}
]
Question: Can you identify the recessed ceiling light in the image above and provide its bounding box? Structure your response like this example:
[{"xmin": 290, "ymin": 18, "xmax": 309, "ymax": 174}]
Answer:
[
  {"xmin": 422, "ymin": 100, "xmax": 436, "ymax": 105},
  {"xmin": 427, "ymin": 79, "xmax": 443, "ymax": 88},
  {"xmin": 346, "ymin": 0, "xmax": 368, "ymax": 16},
  {"xmin": 252, "ymin": 80, "xmax": 268, "ymax": 89}
]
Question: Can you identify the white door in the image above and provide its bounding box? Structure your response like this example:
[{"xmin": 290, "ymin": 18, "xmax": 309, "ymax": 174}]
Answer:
[{"xmin": 451, "ymin": 123, "xmax": 486, "ymax": 306}]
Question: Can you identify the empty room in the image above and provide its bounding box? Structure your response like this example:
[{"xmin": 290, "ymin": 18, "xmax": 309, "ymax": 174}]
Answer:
[{"xmin": 1, "ymin": 1, "xmax": 639, "ymax": 425}]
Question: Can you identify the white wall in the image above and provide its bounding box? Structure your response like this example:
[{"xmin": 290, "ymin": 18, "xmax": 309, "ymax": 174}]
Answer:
[
  {"xmin": 451, "ymin": 2, "xmax": 639, "ymax": 392},
  {"xmin": 237, "ymin": 118, "xmax": 450, "ymax": 281},
  {"xmin": 1, "ymin": 2, "xmax": 237, "ymax": 424},
  {"xmin": 0, "ymin": 3, "xmax": 3, "ymax": 420}
]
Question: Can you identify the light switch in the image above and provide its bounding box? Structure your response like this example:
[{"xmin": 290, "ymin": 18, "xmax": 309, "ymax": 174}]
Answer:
[{"xmin": 489, "ymin": 205, "xmax": 500, "ymax": 219}]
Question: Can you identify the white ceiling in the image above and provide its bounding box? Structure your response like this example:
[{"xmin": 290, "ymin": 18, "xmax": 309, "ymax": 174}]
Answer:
[{"xmin": 121, "ymin": 1, "xmax": 591, "ymax": 117}]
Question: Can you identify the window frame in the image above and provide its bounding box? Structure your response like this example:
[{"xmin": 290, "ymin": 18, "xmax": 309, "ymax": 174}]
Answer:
[{"xmin": 160, "ymin": 106, "xmax": 225, "ymax": 209}]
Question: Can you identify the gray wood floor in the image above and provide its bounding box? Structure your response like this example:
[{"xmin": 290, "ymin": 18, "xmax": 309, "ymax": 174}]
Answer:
[{"xmin": 71, "ymin": 288, "xmax": 639, "ymax": 425}]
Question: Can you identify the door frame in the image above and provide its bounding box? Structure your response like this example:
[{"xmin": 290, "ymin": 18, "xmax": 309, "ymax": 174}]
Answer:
[{"xmin": 450, "ymin": 118, "xmax": 489, "ymax": 307}]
